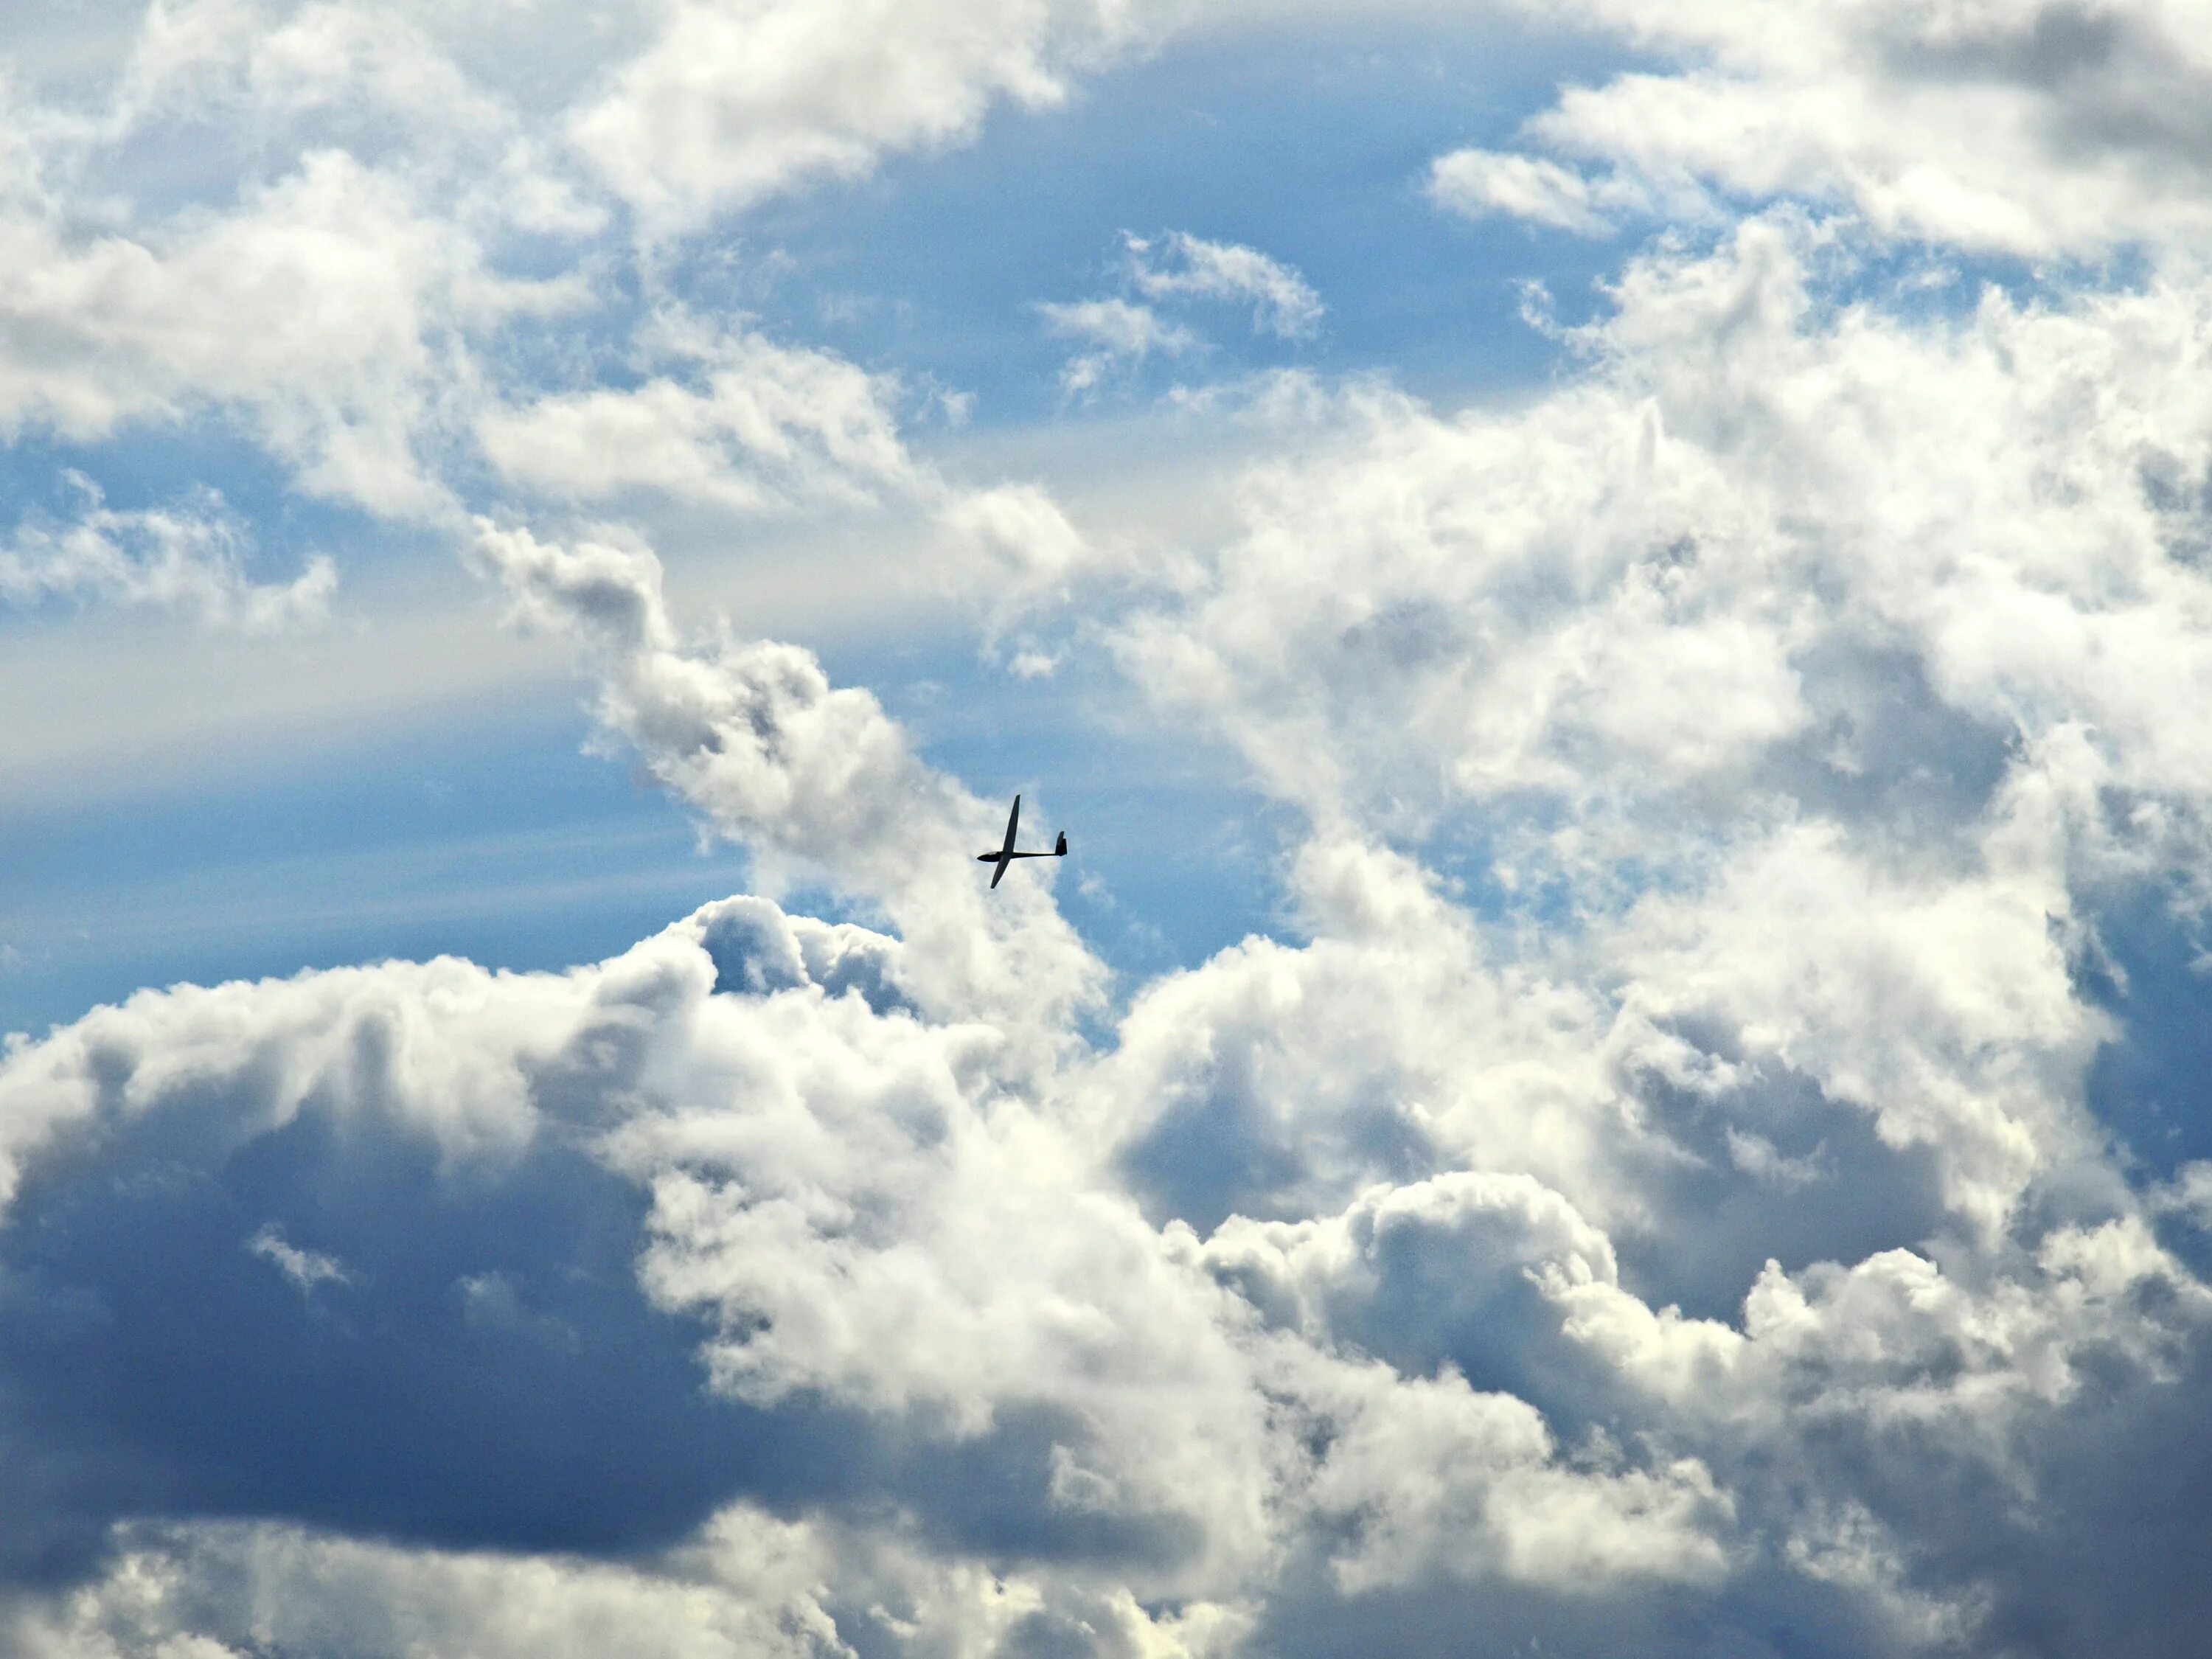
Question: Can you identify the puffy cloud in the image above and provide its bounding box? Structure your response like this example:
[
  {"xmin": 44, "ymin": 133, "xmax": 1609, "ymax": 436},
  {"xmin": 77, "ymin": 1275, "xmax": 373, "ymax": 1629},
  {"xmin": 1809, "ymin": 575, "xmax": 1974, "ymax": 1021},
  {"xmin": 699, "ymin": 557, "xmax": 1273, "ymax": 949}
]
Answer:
[
  {"xmin": 0, "ymin": 1510, "xmax": 855, "ymax": 1659},
  {"xmin": 0, "ymin": 1506, "xmax": 1259, "ymax": 1659},
  {"xmin": 0, "ymin": 906, "xmax": 1124, "ymax": 1580},
  {"xmin": 1079, "ymin": 214, "xmax": 2212, "ymax": 1365},
  {"xmin": 467, "ymin": 520, "xmax": 1104, "ymax": 1045},
  {"xmin": 566, "ymin": 0, "xmax": 1152, "ymax": 234},
  {"xmin": 0, "ymin": 130, "xmax": 583, "ymax": 513},
  {"xmin": 0, "ymin": 0, "xmax": 1121, "ymax": 533},
  {"xmin": 1052, "ymin": 173, "xmax": 2212, "ymax": 1652},
  {"xmin": 0, "ymin": 886, "xmax": 1756, "ymax": 1643},
  {"xmin": 1110, "ymin": 214, "xmax": 2212, "ymax": 888},
  {"xmin": 108, "ymin": 0, "xmax": 521, "ymax": 152},
  {"xmin": 1452, "ymin": 0, "xmax": 2212, "ymax": 257},
  {"xmin": 1614, "ymin": 817, "xmax": 2107, "ymax": 1239},
  {"xmin": 0, "ymin": 4, "xmax": 614, "ymax": 512},
  {"xmin": 475, "ymin": 311, "xmax": 1090, "ymax": 607},
  {"xmin": 2, "ymin": 630, "xmax": 2208, "ymax": 1652},
  {"xmin": 1279, "ymin": 1349, "xmax": 1731, "ymax": 1596},
  {"xmin": 1427, "ymin": 147, "xmax": 1628, "ymax": 236}
]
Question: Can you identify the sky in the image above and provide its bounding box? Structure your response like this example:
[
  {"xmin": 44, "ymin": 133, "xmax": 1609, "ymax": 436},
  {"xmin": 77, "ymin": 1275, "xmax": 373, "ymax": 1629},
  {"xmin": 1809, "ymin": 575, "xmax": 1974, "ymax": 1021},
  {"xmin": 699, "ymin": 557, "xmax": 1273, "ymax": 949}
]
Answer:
[{"xmin": 1, "ymin": 2, "xmax": 2211, "ymax": 1655}]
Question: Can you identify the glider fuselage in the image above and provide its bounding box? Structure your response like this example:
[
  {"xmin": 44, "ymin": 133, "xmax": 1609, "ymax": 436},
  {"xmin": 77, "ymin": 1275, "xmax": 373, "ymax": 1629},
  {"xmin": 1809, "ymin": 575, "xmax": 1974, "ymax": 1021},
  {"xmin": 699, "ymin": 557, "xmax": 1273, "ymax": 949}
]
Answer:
[{"xmin": 975, "ymin": 795, "xmax": 1068, "ymax": 887}]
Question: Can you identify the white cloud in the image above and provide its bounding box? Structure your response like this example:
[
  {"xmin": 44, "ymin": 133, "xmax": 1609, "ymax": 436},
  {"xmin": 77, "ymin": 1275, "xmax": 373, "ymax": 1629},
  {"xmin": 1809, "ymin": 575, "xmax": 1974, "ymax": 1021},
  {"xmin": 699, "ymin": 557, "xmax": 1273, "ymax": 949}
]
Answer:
[
  {"xmin": 1448, "ymin": 0, "xmax": 2212, "ymax": 257},
  {"xmin": 1034, "ymin": 197, "xmax": 2212, "ymax": 1646},
  {"xmin": 247, "ymin": 1223, "xmax": 357, "ymax": 1293},
  {"xmin": 566, "ymin": 0, "xmax": 1152, "ymax": 234},
  {"xmin": 1284, "ymin": 1351, "xmax": 1731, "ymax": 1594},
  {"xmin": 0, "ymin": 0, "xmax": 1127, "ymax": 532},
  {"xmin": 0, "ymin": 891, "xmax": 1745, "ymax": 1626},
  {"xmin": 0, "ymin": 479, "xmax": 334, "ymax": 630},
  {"xmin": 477, "ymin": 318, "xmax": 921, "ymax": 511},
  {"xmin": 0, "ymin": 1506, "xmax": 1259, "ymax": 1659},
  {"xmin": 0, "ymin": 1510, "xmax": 855, "ymax": 1659},
  {"xmin": 1037, "ymin": 233, "xmax": 1321, "ymax": 396},
  {"xmin": 1724, "ymin": 1127, "xmax": 1824, "ymax": 1191},
  {"xmin": 1127, "ymin": 232, "xmax": 1324, "ymax": 339},
  {"xmin": 1077, "ymin": 219, "xmax": 2212, "ymax": 1285},
  {"xmin": 0, "ymin": 147, "xmax": 577, "ymax": 515},
  {"xmin": 1038, "ymin": 296, "xmax": 1202, "ymax": 393},
  {"xmin": 1427, "ymin": 148, "xmax": 1649, "ymax": 236},
  {"xmin": 1, "ymin": 641, "xmax": 2207, "ymax": 1652},
  {"xmin": 477, "ymin": 309, "xmax": 1089, "ymax": 615},
  {"xmin": 0, "ymin": 950, "xmax": 552, "ymax": 1215},
  {"xmin": 467, "ymin": 520, "xmax": 1103, "ymax": 1044},
  {"xmin": 1108, "ymin": 214, "xmax": 2212, "ymax": 877}
]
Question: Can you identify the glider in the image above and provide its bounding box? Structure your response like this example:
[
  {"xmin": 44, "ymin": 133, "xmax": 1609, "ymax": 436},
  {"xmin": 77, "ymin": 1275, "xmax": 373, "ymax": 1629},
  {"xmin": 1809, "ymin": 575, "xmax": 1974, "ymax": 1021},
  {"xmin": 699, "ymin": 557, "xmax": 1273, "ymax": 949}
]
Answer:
[{"xmin": 975, "ymin": 794, "xmax": 1068, "ymax": 888}]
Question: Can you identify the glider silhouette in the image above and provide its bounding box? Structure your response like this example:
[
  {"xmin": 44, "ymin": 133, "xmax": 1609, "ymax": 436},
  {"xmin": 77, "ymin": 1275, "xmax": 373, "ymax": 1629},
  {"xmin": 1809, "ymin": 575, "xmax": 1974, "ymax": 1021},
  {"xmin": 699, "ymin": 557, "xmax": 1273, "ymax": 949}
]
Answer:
[{"xmin": 976, "ymin": 794, "xmax": 1068, "ymax": 888}]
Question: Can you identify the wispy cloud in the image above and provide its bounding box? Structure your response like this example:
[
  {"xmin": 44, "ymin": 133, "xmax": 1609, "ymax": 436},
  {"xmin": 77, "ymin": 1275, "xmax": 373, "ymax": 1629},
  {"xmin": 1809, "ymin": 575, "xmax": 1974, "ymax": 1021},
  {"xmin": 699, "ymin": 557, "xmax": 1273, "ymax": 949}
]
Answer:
[
  {"xmin": 0, "ymin": 479, "xmax": 334, "ymax": 631},
  {"xmin": 1427, "ymin": 149, "xmax": 1649, "ymax": 236},
  {"xmin": 248, "ymin": 1225, "xmax": 359, "ymax": 1295},
  {"xmin": 1036, "ymin": 295, "xmax": 1202, "ymax": 392},
  {"xmin": 1127, "ymin": 230, "xmax": 1324, "ymax": 338}
]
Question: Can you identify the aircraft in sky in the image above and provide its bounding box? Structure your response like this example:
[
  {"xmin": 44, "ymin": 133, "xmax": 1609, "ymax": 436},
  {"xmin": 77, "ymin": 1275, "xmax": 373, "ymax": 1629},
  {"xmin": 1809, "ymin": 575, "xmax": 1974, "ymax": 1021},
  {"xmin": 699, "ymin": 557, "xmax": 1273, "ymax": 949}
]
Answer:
[{"xmin": 976, "ymin": 794, "xmax": 1068, "ymax": 888}]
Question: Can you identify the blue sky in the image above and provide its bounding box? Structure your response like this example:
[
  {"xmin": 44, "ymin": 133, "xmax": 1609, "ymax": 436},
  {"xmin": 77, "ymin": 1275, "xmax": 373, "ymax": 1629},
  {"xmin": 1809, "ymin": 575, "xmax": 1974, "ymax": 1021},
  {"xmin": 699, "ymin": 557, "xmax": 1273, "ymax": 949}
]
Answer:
[
  {"xmin": 0, "ymin": 9, "xmax": 1634, "ymax": 1037},
  {"xmin": 4, "ymin": 4, "xmax": 2212, "ymax": 1656}
]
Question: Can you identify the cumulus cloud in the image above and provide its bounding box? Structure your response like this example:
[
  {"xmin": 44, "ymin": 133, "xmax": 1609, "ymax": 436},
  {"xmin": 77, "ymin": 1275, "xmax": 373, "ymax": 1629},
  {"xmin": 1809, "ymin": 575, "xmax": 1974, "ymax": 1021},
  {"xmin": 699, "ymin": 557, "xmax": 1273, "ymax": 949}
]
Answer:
[
  {"xmin": 0, "ymin": 153, "xmax": 509, "ymax": 514},
  {"xmin": 0, "ymin": 13, "xmax": 585, "ymax": 516},
  {"xmin": 0, "ymin": 0, "xmax": 1119, "ymax": 533},
  {"xmin": 1063, "ymin": 202, "xmax": 2212, "ymax": 1647},
  {"xmin": 0, "ymin": 1507, "xmax": 1255, "ymax": 1659},
  {"xmin": 0, "ymin": 888, "xmax": 1747, "ymax": 1643},
  {"xmin": 567, "ymin": 0, "xmax": 1154, "ymax": 233},
  {"xmin": 476, "ymin": 307, "xmax": 1090, "ymax": 611},
  {"xmin": 403, "ymin": 256, "xmax": 2212, "ymax": 1635},
  {"xmin": 467, "ymin": 519, "xmax": 1102, "ymax": 1043},
  {"xmin": 1085, "ymin": 219, "xmax": 2212, "ymax": 1325},
  {"xmin": 1444, "ymin": 0, "xmax": 2212, "ymax": 257},
  {"xmin": 1112, "ymin": 215, "xmax": 2212, "ymax": 875}
]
